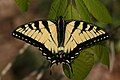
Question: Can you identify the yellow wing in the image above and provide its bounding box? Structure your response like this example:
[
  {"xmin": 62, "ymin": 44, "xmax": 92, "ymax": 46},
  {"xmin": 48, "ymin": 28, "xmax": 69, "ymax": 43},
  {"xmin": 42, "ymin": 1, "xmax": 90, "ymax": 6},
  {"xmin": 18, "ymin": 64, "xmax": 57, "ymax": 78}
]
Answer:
[
  {"xmin": 64, "ymin": 21, "xmax": 109, "ymax": 53},
  {"xmin": 12, "ymin": 20, "xmax": 59, "ymax": 53}
]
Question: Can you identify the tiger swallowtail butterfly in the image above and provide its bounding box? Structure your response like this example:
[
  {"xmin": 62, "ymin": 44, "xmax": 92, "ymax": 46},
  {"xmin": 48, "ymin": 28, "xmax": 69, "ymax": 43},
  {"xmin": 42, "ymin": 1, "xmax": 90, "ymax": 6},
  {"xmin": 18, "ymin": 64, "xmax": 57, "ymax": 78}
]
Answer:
[{"xmin": 12, "ymin": 17, "xmax": 109, "ymax": 71}]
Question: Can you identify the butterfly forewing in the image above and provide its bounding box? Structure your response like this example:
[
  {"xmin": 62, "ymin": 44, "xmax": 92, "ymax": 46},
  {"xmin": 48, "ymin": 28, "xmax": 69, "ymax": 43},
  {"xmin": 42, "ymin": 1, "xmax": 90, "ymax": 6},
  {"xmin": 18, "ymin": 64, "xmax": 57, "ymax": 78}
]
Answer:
[
  {"xmin": 64, "ymin": 21, "xmax": 109, "ymax": 58},
  {"xmin": 12, "ymin": 20, "xmax": 58, "ymax": 54}
]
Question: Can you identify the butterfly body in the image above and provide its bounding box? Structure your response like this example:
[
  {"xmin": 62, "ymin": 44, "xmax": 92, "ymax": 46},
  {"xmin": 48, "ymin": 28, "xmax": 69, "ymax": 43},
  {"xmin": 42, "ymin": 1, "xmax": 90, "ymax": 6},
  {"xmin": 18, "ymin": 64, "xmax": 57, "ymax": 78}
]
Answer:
[{"xmin": 12, "ymin": 17, "xmax": 109, "ymax": 68}]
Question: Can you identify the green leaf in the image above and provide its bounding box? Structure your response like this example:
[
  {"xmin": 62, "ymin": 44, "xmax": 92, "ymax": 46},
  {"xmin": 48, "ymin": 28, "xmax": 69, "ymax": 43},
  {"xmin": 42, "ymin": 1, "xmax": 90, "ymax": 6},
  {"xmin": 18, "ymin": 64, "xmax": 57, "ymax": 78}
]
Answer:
[
  {"xmin": 95, "ymin": 22, "xmax": 108, "ymax": 28},
  {"xmin": 64, "ymin": 3, "xmax": 80, "ymax": 20},
  {"xmin": 75, "ymin": 0, "xmax": 91, "ymax": 22},
  {"xmin": 15, "ymin": 0, "xmax": 31, "ymax": 12},
  {"xmin": 63, "ymin": 48, "xmax": 94, "ymax": 80},
  {"xmin": 92, "ymin": 44, "xmax": 110, "ymax": 67},
  {"xmin": 83, "ymin": 0, "xmax": 112, "ymax": 23},
  {"xmin": 48, "ymin": 0, "xmax": 68, "ymax": 20}
]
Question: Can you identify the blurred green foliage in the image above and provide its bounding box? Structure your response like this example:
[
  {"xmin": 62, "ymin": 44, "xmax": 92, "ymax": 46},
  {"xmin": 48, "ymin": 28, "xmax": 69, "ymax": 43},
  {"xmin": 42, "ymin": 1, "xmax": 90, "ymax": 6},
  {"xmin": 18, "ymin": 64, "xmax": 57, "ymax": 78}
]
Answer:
[
  {"xmin": 48, "ymin": 0, "xmax": 112, "ymax": 23},
  {"xmin": 15, "ymin": 0, "xmax": 31, "ymax": 11},
  {"xmin": 82, "ymin": 0, "xmax": 112, "ymax": 23}
]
